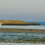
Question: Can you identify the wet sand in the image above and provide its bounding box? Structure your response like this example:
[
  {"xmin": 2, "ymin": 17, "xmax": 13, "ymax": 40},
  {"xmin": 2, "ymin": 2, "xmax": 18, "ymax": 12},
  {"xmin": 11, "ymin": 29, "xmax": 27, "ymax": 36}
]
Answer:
[
  {"xmin": 0, "ymin": 28, "xmax": 45, "ymax": 43},
  {"xmin": 0, "ymin": 28, "xmax": 45, "ymax": 33}
]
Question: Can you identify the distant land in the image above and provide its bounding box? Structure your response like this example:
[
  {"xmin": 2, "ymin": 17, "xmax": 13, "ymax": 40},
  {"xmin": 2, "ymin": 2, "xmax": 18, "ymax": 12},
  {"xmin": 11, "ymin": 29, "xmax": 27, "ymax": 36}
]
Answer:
[
  {"xmin": 0, "ymin": 20, "xmax": 45, "ymax": 25},
  {"xmin": 0, "ymin": 20, "xmax": 40, "ymax": 25}
]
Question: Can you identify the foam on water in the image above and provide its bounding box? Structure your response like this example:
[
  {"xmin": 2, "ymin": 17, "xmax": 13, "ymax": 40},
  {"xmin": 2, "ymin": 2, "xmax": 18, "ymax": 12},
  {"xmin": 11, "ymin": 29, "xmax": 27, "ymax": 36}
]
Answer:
[
  {"xmin": 0, "ymin": 25, "xmax": 45, "ymax": 29},
  {"xmin": 0, "ymin": 43, "xmax": 45, "ymax": 45}
]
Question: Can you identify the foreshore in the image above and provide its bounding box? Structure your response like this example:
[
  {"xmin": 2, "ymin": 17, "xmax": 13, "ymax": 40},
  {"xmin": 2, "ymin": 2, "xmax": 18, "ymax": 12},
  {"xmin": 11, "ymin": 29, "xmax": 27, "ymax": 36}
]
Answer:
[
  {"xmin": 0, "ymin": 28, "xmax": 45, "ymax": 43},
  {"xmin": 0, "ymin": 28, "xmax": 45, "ymax": 33}
]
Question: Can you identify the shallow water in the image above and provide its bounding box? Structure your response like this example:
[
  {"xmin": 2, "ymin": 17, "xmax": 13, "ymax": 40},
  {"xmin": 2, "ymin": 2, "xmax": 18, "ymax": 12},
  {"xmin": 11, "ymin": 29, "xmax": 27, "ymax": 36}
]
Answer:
[{"xmin": 0, "ymin": 32, "xmax": 45, "ymax": 39}]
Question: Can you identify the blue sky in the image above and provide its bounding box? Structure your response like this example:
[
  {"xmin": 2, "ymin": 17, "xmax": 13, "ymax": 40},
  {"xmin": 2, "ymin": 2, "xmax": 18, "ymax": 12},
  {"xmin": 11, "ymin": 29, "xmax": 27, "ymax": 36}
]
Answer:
[{"xmin": 0, "ymin": 0, "xmax": 45, "ymax": 22}]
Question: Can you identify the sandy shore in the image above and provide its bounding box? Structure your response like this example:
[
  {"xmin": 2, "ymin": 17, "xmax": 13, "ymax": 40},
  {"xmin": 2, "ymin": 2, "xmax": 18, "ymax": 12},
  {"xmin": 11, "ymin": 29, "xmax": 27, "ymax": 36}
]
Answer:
[{"xmin": 0, "ymin": 28, "xmax": 45, "ymax": 33}]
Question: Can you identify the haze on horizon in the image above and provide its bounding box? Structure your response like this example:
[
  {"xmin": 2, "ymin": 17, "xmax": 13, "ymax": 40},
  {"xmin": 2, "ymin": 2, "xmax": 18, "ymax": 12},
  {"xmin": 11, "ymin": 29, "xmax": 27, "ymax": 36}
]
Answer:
[{"xmin": 0, "ymin": 0, "xmax": 45, "ymax": 22}]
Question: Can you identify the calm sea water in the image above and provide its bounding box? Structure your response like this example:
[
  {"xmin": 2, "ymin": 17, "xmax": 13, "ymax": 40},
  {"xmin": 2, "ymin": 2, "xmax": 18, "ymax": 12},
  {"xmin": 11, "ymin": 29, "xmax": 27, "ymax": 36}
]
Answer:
[{"xmin": 26, "ymin": 22, "xmax": 45, "ymax": 26}]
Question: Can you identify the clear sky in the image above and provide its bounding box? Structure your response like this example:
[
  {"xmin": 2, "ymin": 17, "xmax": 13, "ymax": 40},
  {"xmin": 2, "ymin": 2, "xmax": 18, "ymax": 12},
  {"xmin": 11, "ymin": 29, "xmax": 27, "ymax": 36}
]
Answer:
[{"xmin": 0, "ymin": 0, "xmax": 45, "ymax": 22}]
